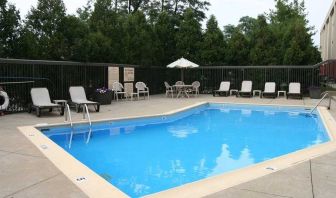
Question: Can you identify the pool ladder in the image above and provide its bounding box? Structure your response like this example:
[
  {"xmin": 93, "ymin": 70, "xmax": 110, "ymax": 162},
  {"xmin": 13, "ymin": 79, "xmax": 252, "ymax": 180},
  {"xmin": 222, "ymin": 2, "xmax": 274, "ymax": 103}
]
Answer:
[
  {"xmin": 310, "ymin": 91, "xmax": 336, "ymax": 114},
  {"xmin": 65, "ymin": 104, "xmax": 73, "ymax": 127},
  {"xmin": 65, "ymin": 104, "xmax": 92, "ymax": 147},
  {"xmin": 83, "ymin": 104, "xmax": 93, "ymax": 144}
]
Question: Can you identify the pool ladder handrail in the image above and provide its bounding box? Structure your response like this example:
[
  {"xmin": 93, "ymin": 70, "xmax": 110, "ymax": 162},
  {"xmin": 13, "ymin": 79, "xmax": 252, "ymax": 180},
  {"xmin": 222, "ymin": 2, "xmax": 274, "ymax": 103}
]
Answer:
[
  {"xmin": 83, "ymin": 104, "xmax": 93, "ymax": 144},
  {"xmin": 65, "ymin": 104, "xmax": 93, "ymax": 147},
  {"xmin": 310, "ymin": 92, "xmax": 330, "ymax": 114},
  {"xmin": 65, "ymin": 104, "xmax": 73, "ymax": 127},
  {"xmin": 82, "ymin": 104, "xmax": 92, "ymax": 127},
  {"xmin": 65, "ymin": 104, "xmax": 74, "ymax": 148}
]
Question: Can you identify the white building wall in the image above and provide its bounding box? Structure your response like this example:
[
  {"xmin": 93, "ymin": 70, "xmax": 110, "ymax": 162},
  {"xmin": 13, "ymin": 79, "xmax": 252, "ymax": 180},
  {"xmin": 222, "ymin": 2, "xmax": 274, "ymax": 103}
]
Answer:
[
  {"xmin": 321, "ymin": 0, "xmax": 336, "ymax": 61},
  {"xmin": 332, "ymin": 9, "xmax": 336, "ymax": 58}
]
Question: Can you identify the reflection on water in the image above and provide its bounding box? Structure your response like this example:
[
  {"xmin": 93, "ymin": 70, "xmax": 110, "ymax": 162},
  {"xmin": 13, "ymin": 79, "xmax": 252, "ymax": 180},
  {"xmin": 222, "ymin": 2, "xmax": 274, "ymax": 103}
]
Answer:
[
  {"xmin": 288, "ymin": 112, "xmax": 300, "ymax": 116},
  {"xmin": 168, "ymin": 124, "xmax": 198, "ymax": 138},
  {"xmin": 124, "ymin": 126, "xmax": 136, "ymax": 134},
  {"xmin": 109, "ymin": 127, "xmax": 120, "ymax": 136},
  {"xmin": 47, "ymin": 105, "xmax": 329, "ymax": 197},
  {"xmin": 241, "ymin": 109, "xmax": 252, "ymax": 116},
  {"xmin": 264, "ymin": 110, "xmax": 275, "ymax": 116},
  {"xmin": 209, "ymin": 144, "xmax": 254, "ymax": 177}
]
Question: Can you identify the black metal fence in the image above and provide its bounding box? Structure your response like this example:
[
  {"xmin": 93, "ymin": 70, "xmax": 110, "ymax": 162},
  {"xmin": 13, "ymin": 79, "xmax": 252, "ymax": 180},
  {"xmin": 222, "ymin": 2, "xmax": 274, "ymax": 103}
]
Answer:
[
  {"xmin": 182, "ymin": 65, "xmax": 320, "ymax": 94},
  {"xmin": 0, "ymin": 58, "xmax": 332, "ymax": 113}
]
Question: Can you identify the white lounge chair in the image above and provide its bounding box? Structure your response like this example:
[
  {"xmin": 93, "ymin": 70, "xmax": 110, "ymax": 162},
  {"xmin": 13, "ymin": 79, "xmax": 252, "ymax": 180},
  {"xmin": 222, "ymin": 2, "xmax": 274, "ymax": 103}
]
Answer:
[
  {"xmin": 213, "ymin": 81, "xmax": 230, "ymax": 97},
  {"xmin": 112, "ymin": 82, "xmax": 127, "ymax": 101},
  {"xmin": 69, "ymin": 86, "xmax": 100, "ymax": 112},
  {"xmin": 29, "ymin": 88, "xmax": 64, "ymax": 117},
  {"xmin": 261, "ymin": 82, "xmax": 276, "ymax": 98},
  {"xmin": 135, "ymin": 82, "xmax": 149, "ymax": 100},
  {"xmin": 237, "ymin": 81, "xmax": 252, "ymax": 97},
  {"xmin": 287, "ymin": 83, "xmax": 302, "ymax": 99},
  {"xmin": 164, "ymin": 82, "xmax": 174, "ymax": 98}
]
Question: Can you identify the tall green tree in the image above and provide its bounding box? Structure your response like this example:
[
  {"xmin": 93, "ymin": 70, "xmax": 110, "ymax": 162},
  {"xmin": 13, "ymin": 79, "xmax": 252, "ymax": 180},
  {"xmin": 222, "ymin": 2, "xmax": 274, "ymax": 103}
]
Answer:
[
  {"xmin": 268, "ymin": 0, "xmax": 320, "ymax": 65},
  {"xmin": 77, "ymin": 0, "xmax": 94, "ymax": 21},
  {"xmin": 0, "ymin": 0, "xmax": 21, "ymax": 58},
  {"xmin": 237, "ymin": 16, "xmax": 257, "ymax": 41},
  {"xmin": 0, "ymin": 0, "xmax": 322, "ymax": 67},
  {"xmin": 200, "ymin": 15, "xmax": 225, "ymax": 65},
  {"xmin": 224, "ymin": 26, "xmax": 249, "ymax": 65},
  {"xmin": 62, "ymin": 15, "xmax": 90, "ymax": 61},
  {"xmin": 248, "ymin": 15, "xmax": 277, "ymax": 65},
  {"xmin": 153, "ymin": 11, "xmax": 177, "ymax": 65},
  {"xmin": 122, "ymin": 11, "xmax": 155, "ymax": 65},
  {"xmin": 89, "ymin": 0, "xmax": 124, "ymax": 62},
  {"xmin": 175, "ymin": 8, "xmax": 202, "ymax": 62},
  {"xmin": 25, "ymin": 0, "xmax": 67, "ymax": 60}
]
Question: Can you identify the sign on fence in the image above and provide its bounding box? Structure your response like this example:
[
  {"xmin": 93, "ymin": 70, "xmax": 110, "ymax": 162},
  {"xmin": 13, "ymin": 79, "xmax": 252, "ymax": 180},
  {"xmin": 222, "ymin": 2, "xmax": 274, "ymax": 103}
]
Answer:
[
  {"xmin": 108, "ymin": 67, "xmax": 119, "ymax": 89},
  {"xmin": 124, "ymin": 67, "xmax": 135, "ymax": 82}
]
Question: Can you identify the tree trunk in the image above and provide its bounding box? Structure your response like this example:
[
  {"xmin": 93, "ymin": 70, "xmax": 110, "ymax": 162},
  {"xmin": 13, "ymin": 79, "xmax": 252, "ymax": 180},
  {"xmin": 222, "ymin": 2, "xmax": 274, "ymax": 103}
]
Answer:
[
  {"xmin": 132, "ymin": 0, "xmax": 142, "ymax": 13},
  {"xmin": 161, "ymin": 0, "xmax": 164, "ymax": 12},
  {"xmin": 128, "ymin": 0, "xmax": 131, "ymax": 13}
]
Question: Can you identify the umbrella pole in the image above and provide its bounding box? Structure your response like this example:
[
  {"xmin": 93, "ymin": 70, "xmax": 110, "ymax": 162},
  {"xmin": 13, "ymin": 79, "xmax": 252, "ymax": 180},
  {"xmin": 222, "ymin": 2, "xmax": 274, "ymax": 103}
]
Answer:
[{"xmin": 181, "ymin": 69, "xmax": 184, "ymax": 82}]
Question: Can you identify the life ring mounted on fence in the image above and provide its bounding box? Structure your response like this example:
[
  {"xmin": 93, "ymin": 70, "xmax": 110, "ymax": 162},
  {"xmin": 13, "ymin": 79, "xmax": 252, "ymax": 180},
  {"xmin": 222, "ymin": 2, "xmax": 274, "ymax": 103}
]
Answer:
[{"xmin": 0, "ymin": 91, "xmax": 9, "ymax": 110}]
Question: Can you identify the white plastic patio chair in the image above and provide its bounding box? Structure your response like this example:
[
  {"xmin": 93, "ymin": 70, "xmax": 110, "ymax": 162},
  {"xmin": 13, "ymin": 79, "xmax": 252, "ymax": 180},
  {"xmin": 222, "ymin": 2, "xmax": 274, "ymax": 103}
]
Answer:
[
  {"xmin": 262, "ymin": 82, "xmax": 276, "ymax": 98},
  {"xmin": 213, "ymin": 81, "xmax": 230, "ymax": 97},
  {"xmin": 287, "ymin": 82, "xmax": 302, "ymax": 99},
  {"xmin": 69, "ymin": 86, "xmax": 100, "ymax": 112},
  {"xmin": 164, "ymin": 82, "xmax": 174, "ymax": 98},
  {"xmin": 191, "ymin": 81, "xmax": 200, "ymax": 96},
  {"xmin": 174, "ymin": 81, "xmax": 185, "ymax": 94},
  {"xmin": 112, "ymin": 82, "xmax": 127, "ymax": 101},
  {"xmin": 135, "ymin": 82, "xmax": 149, "ymax": 100},
  {"xmin": 237, "ymin": 81, "xmax": 252, "ymax": 97},
  {"xmin": 175, "ymin": 81, "xmax": 184, "ymax": 85},
  {"xmin": 30, "ymin": 88, "xmax": 64, "ymax": 117}
]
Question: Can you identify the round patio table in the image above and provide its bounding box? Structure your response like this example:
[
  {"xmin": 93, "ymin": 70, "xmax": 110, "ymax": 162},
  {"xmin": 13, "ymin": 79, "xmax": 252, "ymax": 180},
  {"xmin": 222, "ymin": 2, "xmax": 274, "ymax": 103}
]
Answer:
[{"xmin": 173, "ymin": 85, "xmax": 193, "ymax": 98}]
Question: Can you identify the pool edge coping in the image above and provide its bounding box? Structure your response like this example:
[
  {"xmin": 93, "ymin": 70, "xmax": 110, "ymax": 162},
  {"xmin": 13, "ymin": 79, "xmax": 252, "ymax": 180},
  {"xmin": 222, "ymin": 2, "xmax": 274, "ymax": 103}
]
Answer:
[{"xmin": 17, "ymin": 102, "xmax": 336, "ymax": 198}]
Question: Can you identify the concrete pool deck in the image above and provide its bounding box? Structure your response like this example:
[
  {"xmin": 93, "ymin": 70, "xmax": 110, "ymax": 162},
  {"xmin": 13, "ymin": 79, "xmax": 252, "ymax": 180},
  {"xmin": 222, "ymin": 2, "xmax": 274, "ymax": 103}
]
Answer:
[{"xmin": 1, "ymin": 94, "xmax": 336, "ymax": 198}]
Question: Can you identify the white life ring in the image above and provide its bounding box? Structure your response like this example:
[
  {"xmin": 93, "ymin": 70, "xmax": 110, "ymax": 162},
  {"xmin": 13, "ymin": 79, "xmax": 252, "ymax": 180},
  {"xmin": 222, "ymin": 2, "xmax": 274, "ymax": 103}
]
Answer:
[{"xmin": 0, "ymin": 91, "xmax": 9, "ymax": 110}]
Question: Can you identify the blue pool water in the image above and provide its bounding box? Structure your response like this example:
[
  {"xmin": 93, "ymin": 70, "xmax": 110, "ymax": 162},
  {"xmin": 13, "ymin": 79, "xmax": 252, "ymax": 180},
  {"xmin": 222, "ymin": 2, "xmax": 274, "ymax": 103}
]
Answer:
[{"xmin": 42, "ymin": 104, "xmax": 329, "ymax": 197}]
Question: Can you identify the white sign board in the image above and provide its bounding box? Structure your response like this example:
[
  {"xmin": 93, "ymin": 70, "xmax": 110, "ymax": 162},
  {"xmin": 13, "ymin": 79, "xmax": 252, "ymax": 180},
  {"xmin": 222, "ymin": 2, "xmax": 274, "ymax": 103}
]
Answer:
[
  {"xmin": 108, "ymin": 67, "xmax": 119, "ymax": 89},
  {"xmin": 124, "ymin": 67, "xmax": 134, "ymax": 82}
]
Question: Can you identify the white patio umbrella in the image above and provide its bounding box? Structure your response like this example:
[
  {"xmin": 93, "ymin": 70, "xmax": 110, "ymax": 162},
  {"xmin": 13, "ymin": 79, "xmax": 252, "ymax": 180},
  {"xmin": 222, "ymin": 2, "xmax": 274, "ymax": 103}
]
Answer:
[{"xmin": 167, "ymin": 57, "xmax": 199, "ymax": 81}]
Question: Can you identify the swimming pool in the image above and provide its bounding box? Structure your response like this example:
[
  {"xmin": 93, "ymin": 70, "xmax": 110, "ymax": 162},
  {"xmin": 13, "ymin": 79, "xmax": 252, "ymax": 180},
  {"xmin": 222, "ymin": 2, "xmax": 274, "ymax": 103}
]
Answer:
[{"xmin": 40, "ymin": 103, "xmax": 329, "ymax": 197}]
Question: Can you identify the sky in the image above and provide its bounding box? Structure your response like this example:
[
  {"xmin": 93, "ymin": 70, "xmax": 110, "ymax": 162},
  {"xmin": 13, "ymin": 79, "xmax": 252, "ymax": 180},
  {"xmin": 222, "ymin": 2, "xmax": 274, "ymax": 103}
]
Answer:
[{"xmin": 8, "ymin": 0, "xmax": 334, "ymax": 46}]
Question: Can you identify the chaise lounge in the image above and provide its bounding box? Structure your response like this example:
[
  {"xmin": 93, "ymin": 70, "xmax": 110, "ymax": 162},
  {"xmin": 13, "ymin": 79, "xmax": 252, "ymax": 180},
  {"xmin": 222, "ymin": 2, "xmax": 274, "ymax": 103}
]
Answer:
[
  {"xmin": 213, "ymin": 81, "xmax": 230, "ymax": 97},
  {"xmin": 69, "ymin": 86, "xmax": 100, "ymax": 112},
  {"xmin": 237, "ymin": 81, "xmax": 253, "ymax": 97},
  {"xmin": 29, "ymin": 88, "xmax": 64, "ymax": 117},
  {"xmin": 287, "ymin": 82, "xmax": 302, "ymax": 99},
  {"xmin": 261, "ymin": 82, "xmax": 276, "ymax": 98}
]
